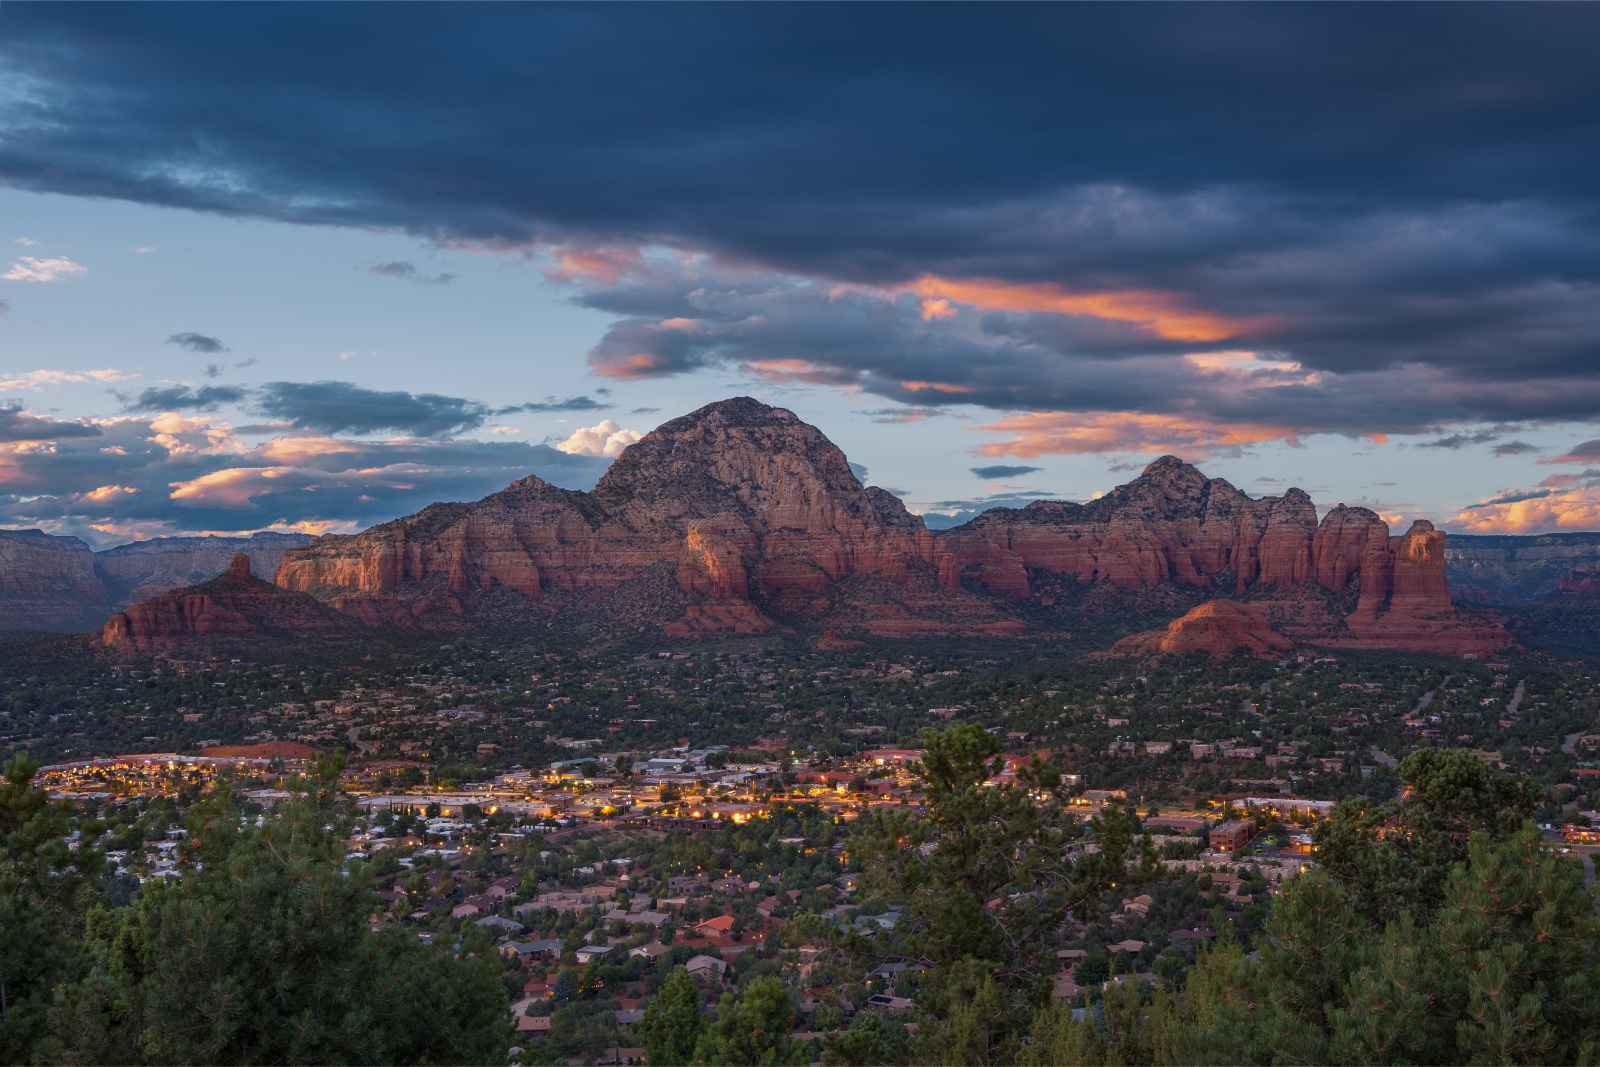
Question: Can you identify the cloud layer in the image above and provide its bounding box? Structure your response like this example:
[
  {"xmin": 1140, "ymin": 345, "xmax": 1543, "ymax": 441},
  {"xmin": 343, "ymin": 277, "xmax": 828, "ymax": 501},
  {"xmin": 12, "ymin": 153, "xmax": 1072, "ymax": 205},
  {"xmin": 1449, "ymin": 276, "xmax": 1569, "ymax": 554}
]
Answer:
[
  {"xmin": 0, "ymin": 412, "xmax": 611, "ymax": 544},
  {"xmin": 4, "ymin": 8, "xmax": 1600, "ymax": 534}
]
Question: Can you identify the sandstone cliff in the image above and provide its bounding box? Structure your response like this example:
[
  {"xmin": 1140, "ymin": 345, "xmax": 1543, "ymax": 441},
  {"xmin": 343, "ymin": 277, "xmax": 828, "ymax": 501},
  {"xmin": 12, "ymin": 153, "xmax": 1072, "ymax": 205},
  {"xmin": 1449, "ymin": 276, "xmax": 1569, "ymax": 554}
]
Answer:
[
  {"xmin": 0, "ymin": 529, "xmax": 111, "ymax": 632},
  {"xmin": 942, "ymin": 457, "xmax": 1507, "ymax": 655},
  {"xmin": 1447, "ymin": 533, "xmax": 1600, "ymax": 603},
  {"xmin": 1113, "ymin": 600, "xmax": 1293, "ymax": 657},
  {"xmin": 102, "ymin": 553, "xmax": 364, "ymax": 652},
  {"xmin": 265, "ymin": 404, "xmax": 1507, "ymax": 653},
  {"xmin": 96, "ymin": 531, "xmax": 312, "ymax": 607},
  {"xmin": 276, "ymin": 397, "xmax": 969, "ymax": 634}
]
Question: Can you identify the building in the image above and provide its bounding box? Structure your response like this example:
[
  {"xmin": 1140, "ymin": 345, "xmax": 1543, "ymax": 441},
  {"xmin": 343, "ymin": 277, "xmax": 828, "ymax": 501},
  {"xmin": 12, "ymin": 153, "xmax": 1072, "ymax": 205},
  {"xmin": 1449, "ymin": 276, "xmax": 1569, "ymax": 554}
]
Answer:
[{"xmin": 1210, "ymin": 819, "xmax": 1255, "ymax": 852}]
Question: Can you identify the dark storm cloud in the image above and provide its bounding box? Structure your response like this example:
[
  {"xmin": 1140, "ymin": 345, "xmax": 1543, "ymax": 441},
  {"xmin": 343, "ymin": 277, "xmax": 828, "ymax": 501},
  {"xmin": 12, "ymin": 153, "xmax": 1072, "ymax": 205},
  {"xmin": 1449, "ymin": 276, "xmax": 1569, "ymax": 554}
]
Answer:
[
  {"xmin": 1493, "ymin": 441, "xmax": 1539, "ymax": 457},
  {"xmin": 579, "ymin": 269, "xmax": 1600, "ymax": 441},
  {"xmin": 6, "ymin": 7, "xmax": 1600, "ymax": 437},
  {"xmin": 123, "ymin": 384, "xmax": 248, "ymax": 412},
  {"xmin": 166, "ymin": 331, "xmax": 228, "ymax": 353},
  {"xmin": 0, "ymin": 405, "xmax": 101, "ymax": 442},
  {"xmin": 1418, "ymin": 431, "xmax": 1501, "ymax": 450},
  {"xmin": 1465, "ymin": 488, "xmax": 1554, "ymax": 510},
  {"xmin": 1545, "ymin": 440, "xmax": 1600, "ymax": 464},
  {"xmin": 369, "ymin": 260, "xmax": 455, "ymax": 285},
  {"xmin": 972, "ymin": 465, "xmax": 1042, "ymax": 479},
  {"xmin": 493, "ymin": 395, "xmax": 612, "ymax": 415},
  {"xmin": 256, "ymin": 381, "xmax": 490, "ymax": 437}
]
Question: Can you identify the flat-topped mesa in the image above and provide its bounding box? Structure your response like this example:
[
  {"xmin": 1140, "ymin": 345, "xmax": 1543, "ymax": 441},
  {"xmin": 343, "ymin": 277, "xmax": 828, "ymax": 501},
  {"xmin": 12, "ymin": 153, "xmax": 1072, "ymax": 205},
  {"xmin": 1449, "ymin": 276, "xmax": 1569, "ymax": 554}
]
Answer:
[
  {"xmin": 0, "ymin": 528, "xmax": 111, "ymax": 632},
  {"xmin": 94, "ymin": 531, "xmax": 312, "ymax": 608},
  {"xmin": 273, "ymin": 397, "xmax": 954, "ymax": 632},
  {"xmin": 103, "ymin": 552, "xmax": 365, "ymax": 652}
]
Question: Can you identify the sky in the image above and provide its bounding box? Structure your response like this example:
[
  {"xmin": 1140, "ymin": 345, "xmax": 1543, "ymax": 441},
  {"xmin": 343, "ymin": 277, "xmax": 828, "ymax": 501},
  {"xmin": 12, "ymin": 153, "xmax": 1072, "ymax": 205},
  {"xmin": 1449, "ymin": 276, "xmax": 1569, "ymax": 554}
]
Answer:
[{"xmin": 4, "ymin": 4, "xmax": 1600, "ymax": 547}]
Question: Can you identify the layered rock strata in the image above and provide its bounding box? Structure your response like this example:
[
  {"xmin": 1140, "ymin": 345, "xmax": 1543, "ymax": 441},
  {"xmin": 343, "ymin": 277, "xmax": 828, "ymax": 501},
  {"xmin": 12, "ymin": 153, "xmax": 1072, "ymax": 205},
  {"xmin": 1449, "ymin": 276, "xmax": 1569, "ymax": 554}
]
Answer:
[{"xmin": 102, "ymin": 554, "xmax": 363, "ymax": 651}]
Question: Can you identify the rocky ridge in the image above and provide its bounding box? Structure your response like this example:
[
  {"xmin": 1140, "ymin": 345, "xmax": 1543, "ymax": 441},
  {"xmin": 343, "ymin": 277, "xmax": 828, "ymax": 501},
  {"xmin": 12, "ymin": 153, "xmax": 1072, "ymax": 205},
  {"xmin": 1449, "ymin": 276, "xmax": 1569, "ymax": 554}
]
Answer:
[
  {"xmin": 101, "ymin": 554, "xmax": 365, "ymax": 652},
  {"xmin": 274, "ymin": 397, "xmax": 986, "ymax": 635},
  {"xmin": 97, "ymin": 397, "xmax": 1511, "ymax": 656},
  {"xmin": 0, "ymin": 529, "xmax": 313, "ymax": 632},
  {"xmin": 942, "ymin": 459, "xmax": 1508, "ymax": 655},
  {"xmin": 95, "ymin": 532, "xmax": 311, "ymax": 607},
  {"xmin": 0, "ymin": 529, "xmax": 109, "ymax": 632}
]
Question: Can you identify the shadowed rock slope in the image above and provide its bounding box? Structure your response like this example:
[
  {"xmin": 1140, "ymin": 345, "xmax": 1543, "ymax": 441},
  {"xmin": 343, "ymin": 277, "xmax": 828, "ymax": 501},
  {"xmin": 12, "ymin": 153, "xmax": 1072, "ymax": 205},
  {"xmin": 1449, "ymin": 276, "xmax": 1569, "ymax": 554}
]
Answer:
[{"xmin": 102, "ymin": 554, "xmax": 366, "ymax": 652}]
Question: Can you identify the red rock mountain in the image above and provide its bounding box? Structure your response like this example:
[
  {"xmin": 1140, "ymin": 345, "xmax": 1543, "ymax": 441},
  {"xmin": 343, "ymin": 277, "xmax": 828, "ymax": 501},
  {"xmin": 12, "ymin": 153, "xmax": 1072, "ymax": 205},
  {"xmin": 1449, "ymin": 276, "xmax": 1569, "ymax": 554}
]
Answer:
[
  {"xmin": 96, "ymin": 397, "xmax": 1507, "ymax": 655},
  {"xmin": 274, "ymin": 397, "xmax": 968, "ymax": 635},
  {"xmin": 942, "ymin": 456, "xmax": 1508, "ymax": 654},
  {"xmin": 1113, "ymin": 600, "xmax": 1294, "ymax": 657},
  {"xmin": 101, "ymin": 553, "xmax": 364, "ymax": 652}
]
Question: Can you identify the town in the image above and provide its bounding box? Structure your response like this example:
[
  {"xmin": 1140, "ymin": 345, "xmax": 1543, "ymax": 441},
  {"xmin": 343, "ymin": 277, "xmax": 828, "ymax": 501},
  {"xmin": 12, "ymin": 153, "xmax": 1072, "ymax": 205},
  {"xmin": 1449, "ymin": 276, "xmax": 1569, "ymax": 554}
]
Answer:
[{"xmin": 17, "ymin": 632, "xmax": 1600, "ymax": 1063}]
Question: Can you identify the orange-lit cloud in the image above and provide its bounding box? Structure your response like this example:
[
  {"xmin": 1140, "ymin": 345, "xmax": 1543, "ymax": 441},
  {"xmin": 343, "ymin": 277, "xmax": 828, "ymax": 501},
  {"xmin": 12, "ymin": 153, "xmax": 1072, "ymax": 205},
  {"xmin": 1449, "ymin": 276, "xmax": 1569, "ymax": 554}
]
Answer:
[
  {"xmin": 595, "ymin": 352, "xmax": 668, "ymax": 379},
  {"xmin": 82, "ymin": 484, "xmax": 140, "ymax": 503},
  {"xmin": 919, "ymin": 297, "xmax": 957, "ymax": 321},
  {"xmin": 904, "ymin": 275, "xmax": 1269, "ymax": 343},
  {"xmin": 168, "ymin": 467, "xmax": 289, "ymax": 507},
  {"xmin": 86, "ymin": 518, "xmax": 358, "ymax": 541},
  {"xmin": 899, "ymin": 380, "xmax": 974, "ymax": 395},
  {"xmin": 974, "ymin": 410, "xmax": 1296, "ymax": 459},
  {"xmin": 145, "ymin": 413, "xmax": 239, "ymax": 456},
  {"xmin": 1452, "ymin": 487, "xmax": 1600, "ymax": 534},
  {"xmin": 254, "ymin": 435, "xmax": 360, "ymax": 464},
  {"xmin": 545, "ymin": 244, "xmax": 643, "ymax": 284},
  {"xmin": 742, "ymin": 359, "xmax": 859, "ymax": 387},
  {"xmin": 1538, "ymin": 440, "xmax": 1600, "ymax": 465}
]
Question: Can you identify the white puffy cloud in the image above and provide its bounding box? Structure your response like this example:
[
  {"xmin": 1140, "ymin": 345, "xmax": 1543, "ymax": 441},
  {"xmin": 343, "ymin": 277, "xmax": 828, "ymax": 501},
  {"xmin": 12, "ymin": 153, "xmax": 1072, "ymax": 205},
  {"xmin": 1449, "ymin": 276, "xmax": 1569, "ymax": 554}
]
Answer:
[
  {"xmin": 556, "ymin": 419, "xmax": 642, "ymax": 458},
  {"xmin": 3, "ymin": 256, "xmax": 87, "ymax": 283},
  {"xmin": 0, "ymin": 368, "xmax": 135, "ymax": 391}
]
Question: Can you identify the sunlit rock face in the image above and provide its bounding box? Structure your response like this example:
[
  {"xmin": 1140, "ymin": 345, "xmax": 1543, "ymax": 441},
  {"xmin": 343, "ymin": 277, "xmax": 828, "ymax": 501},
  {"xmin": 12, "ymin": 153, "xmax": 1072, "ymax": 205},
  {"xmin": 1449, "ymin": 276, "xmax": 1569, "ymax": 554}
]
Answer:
[
  {"xmin": 942, "ymin": 457, "xmax": 1507, "ymax": 655},
  {"xmin": 259, "ymin": 397, "xmax": 1506, "ymax": 651},
  {"xmin": 274, "ymin": 397, "xmax": 959, "ymax": 634}
]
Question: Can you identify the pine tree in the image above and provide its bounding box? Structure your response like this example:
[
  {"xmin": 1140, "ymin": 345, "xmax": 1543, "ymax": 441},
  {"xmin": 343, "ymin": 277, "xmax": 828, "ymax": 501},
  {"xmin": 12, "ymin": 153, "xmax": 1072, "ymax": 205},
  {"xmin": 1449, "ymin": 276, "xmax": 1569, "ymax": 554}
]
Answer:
[{"xmin": 641, "ymin": 967, "xmax": 705, "ymax": 1066}]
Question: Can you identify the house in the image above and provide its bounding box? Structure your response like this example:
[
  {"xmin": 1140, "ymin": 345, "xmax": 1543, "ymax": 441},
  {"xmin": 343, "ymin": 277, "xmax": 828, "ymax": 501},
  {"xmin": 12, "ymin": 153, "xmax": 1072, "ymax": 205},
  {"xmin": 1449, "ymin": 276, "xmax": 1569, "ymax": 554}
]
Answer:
[
  {"xmin": 575, "ymin": 944, "xmax": 615, "ymax": 965},
  {"xmin": 1106, "ymin": 939, "xmax": 1147, "ymax": 954},
  {"xmin": 853, "ymin": 909, "xmax": 901, "ymax": 934},
  {"xmin": 501, "ymin": 938, "xmax": 564, "ymax": 964},
  {"xmin": 516, "ymin": 1016, "xmax": 552, "ymax": 1037},
  {"xmin": 475, "ymin": 915, "xmax": 525, "ymax": 936},
  {"xmin": 866, "ymin": 957, "xmax": 930, "ymax": 983},
  {"xmin": 685, "ymin": 954, "xmax": 728, "ymax": 983},
  {"xmin": 1052, "ymin": 972, "xmax": 1081, "ymax": 1001},
  {"xmin": 695, "ymin": 914, "xmax": 736, "ymax": 938},
  {"xmin": 629, "ymin": 942, "xmax": 673, "ymax": 961},
  {"xmin": 450, "ymin": 902, "xmax": 482, "ymax": 920},
  {"xmin": 864, "ymin": 993, "xmax": 915, "ymax": 1013}
]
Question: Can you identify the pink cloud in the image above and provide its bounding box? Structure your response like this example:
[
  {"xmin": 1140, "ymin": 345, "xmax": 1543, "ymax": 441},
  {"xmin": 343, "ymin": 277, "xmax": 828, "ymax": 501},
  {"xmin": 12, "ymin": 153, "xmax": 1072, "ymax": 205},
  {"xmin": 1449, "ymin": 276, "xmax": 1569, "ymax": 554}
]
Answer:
[{"xmin": 974, "ymin": 410, "xmax": 1299, "ymax": 459}]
